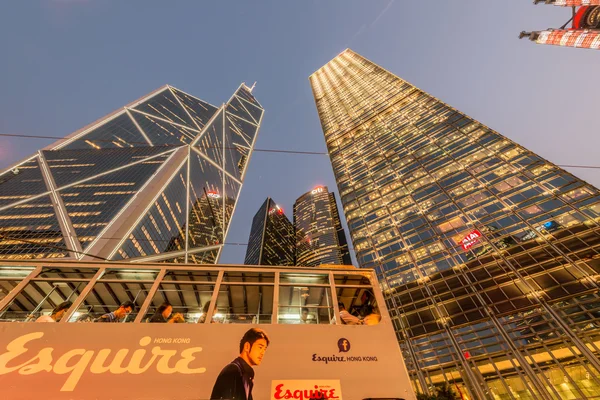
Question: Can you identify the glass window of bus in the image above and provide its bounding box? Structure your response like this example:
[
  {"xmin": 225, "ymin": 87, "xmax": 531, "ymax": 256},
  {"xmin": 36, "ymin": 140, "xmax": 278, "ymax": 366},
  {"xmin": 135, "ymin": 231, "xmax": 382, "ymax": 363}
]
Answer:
[
  {"xmin": 162, "ymin": 269, "xmax": 219, "ymax": 282},
  {"xmin": 36, "ymin": 266, "xmax": 98, "ymax": 280},
  {"xmin": 1, "ymin": 274, "xmax": 87, "ymax": 322},
  {"xmin": 336, "ymin": 286, "xmax": 381, "ymax": 325},
  {"xmin": 0, "ymin": 265, "xmax": 36, "ymax": 309},
  {"xmin": 100, "ymin": 268, "xmax": 159, "ymax": 281},
  {"xmin": 280, "ymin": 272, "xmax": 329, "ymax": 285},
  {"xmin": 333, "ymin": 272, "xmax": 372, "ymax": 286},
  {"xmin": 213, "ymin": 284, "xmax": 274, "ymax": 324},
  {"xmin": 143, "ymin": 281, "xmax": 216, "ymax": 323},
  {"xmin": 70, "ymin": 269, "xmax": 155, "ymax": 323},
  {"xmin": 278, "ymin": 285, "xmax": 333, "ymax": 324},
  {"xmin": 223, "ymin": 271, "xmax": 275, "ymax": 283}
]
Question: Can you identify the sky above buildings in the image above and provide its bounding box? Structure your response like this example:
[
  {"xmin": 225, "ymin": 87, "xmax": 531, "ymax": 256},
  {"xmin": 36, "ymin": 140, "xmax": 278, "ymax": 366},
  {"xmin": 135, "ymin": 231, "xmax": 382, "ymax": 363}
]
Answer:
[{"xmin": 1, "ymin": 1, "xmax": 599, "ymax": 264}]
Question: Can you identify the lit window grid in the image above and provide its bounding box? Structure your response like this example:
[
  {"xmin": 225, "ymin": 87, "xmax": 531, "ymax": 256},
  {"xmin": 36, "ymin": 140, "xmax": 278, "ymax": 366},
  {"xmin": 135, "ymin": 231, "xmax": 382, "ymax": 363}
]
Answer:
[
  {"xmin": 311, "ymin": 50, "xmax": 600, "ymax": 398},
  {"xmin": 294, "ymin": 188, "xmax": 351, "ymax": 267}
]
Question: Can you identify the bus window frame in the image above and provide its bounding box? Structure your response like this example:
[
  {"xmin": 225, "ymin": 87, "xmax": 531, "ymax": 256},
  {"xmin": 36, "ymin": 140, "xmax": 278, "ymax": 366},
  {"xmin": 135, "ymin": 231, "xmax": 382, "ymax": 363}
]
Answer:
[{"xmin": 0, "ymin": 262, "xmax": 389, "ymax": 327}]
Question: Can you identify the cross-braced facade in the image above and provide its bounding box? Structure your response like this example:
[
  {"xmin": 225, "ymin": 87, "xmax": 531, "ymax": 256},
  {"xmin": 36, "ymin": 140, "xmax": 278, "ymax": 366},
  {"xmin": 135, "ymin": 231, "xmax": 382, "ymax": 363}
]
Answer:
[{"xmin": 0, "ymin": 84, "xmax": 263, "ymax": 264}]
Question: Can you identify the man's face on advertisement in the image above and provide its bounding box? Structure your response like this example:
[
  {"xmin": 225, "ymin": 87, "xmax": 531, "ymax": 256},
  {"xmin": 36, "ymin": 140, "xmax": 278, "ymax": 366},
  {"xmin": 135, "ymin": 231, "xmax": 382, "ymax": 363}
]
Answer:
[{"xmin": 247, "ymin": 338, "xmax": 268, "ymax": 366}]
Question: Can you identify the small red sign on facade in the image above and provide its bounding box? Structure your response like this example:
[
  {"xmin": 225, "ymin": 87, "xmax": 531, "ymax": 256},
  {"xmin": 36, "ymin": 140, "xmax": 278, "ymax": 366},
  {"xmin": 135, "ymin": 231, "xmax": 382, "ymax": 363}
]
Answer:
[
  {"xmin": 464, "ymin": 351, "xmax": 471, "ymax": 360},
  {"xmin": 461, "ymin": 229, "xmax": 482, "ymax": 251}
]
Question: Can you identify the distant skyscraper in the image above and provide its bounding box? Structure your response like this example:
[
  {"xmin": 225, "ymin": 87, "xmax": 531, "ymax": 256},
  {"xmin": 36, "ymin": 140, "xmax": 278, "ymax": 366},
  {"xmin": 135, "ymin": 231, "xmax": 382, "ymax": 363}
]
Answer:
[
  {"xmin": 244, "ymin": 197, "xmax": 295, "ymax": 266},
  {"xmin": 294, "ymin": 186, "xmax": 351, "ymax": 267},
  {"xmin": 311, "ymin": 49, "xmax": 600, "ymax": 399},
  {"xmin": 0, "ymin": 84, "xmax": 263, "ymax": 264}
]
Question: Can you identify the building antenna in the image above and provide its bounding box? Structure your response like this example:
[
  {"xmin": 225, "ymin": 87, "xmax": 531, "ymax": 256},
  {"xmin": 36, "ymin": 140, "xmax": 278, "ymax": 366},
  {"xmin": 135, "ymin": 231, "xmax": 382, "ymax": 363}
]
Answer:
[{"xmin": 250, "ymin": 81, "xmax": 257, "ymax": 91}]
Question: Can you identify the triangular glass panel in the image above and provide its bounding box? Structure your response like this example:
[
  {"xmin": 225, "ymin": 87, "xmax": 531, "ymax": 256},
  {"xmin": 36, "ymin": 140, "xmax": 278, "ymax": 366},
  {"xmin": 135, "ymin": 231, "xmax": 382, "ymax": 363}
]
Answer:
[
  {"xmin": 60, "ymin": 112, "xmax": 149, "ymax": 150},
  {"xmin": 194, "ymin": 111, "xmax": 224, "ymax": 167},
  {"xmin": 235, "ymin": 85, "xmax": 262, "ymax": 108},
  {"xmin": 111, "ymin": 163, "xmax": 188, "ymax": 260},
  {"xmin": 223, "ymin": 175, "xmax": 242, "ymax": 232},
  {"xmin": 227, "ymin": 96, "xmax": 257, "ymax": 125},
  {"xmin": 129, "ymin": 110, "xmax": 197, "ymax": 146},
  {"xmin": 58, "ymin": 155, "xmax": 168, "ymax": 249},
  {"xmin": 226, "ymin": 113, "xmax": 258, "ymax": 148},
  {"xmin": 0, "ymin": 157, "xmax": 49, "ymax": 209},
  {"xmin": 188, "ymin": 248, "xmax": 219, "ymax": 264},
  {"xmin": 0, "ymin": 194, "xmax": 70, "ymax": 260},
  {"xmin": 171, "ymin": 88, "xmax": 219, "ymax": 130},
  {"xmin": 187, "ymin": 152, "xmax": 224, "ymax": 250},
  {"xmin": 45, "ymin": 147, "xmax": 172, "ymax": 189},
  {"xmin": 224, "ymin": 117, "xmax": 251, "ymax": 179},
  {"xmin": 234, "ymin": 95, "xmax": 263, "ymax": 124},
  {"xmin": 133, "ymin": 88, "xmax": 197, "ymax": 129}
]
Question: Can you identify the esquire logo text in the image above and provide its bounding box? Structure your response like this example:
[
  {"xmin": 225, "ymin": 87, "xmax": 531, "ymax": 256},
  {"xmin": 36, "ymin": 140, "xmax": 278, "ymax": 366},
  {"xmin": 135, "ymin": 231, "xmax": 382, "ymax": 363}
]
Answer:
[{"xmin": 0, "ymin": 332, "xmax": 206, "ymax": 391}]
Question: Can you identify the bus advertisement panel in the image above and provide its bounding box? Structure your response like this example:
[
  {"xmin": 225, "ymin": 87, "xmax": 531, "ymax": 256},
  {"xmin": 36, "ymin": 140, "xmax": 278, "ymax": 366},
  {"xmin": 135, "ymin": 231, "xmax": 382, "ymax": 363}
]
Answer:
[{"xmin": 0, "ymin": 322, "xmax": 416, "ymax": 400}]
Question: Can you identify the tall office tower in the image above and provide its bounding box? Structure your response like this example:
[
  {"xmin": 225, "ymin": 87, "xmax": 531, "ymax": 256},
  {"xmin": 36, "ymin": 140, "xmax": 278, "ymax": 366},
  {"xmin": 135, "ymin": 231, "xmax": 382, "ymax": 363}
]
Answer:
[
  {"xmin": 244, "ymin": 197, "xmax": 295, "ymax": 266},
  {"xmin": 310, "ymin": 49, "xmax": 600, "ymax": 399},
  {"xmin": 294, "ymin": 186, "xmax": 352, "ymax": 267},
  {"xmin": 0, "ymin": 84, "xmax": 263, "ymax": 264}
]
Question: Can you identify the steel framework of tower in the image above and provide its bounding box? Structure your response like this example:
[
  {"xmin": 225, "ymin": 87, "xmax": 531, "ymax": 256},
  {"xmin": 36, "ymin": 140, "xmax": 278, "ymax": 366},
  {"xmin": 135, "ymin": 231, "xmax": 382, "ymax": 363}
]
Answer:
[{"xmin": 0, "ymin": 84, "xmax": 263, "ymax": 264}]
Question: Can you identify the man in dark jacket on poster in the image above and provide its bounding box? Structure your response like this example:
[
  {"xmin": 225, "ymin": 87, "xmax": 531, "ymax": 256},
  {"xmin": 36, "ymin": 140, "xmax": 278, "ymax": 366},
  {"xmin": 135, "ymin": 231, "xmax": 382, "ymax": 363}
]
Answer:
[{"xmin": 210, "ymin": 328, "xmax": 270, "ymax": 400}]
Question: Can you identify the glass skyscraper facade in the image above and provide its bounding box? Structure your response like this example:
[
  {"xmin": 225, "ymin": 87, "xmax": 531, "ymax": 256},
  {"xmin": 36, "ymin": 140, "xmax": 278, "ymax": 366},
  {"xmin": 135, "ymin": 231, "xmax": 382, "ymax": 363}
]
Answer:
[
  {"xmin": 310, "ymin": 49, "xmax": 600, "ymax": 399},
  {"xmin": 0, "ymin": 84, "xmax": 263, "ymax": 264},
  {"xmin": 294, "ymin": 186, "xmax": 352, "ymax": 267},
  {"xmin": 244, "ymin": 197, "xmax": 295, "ymax": 266}
]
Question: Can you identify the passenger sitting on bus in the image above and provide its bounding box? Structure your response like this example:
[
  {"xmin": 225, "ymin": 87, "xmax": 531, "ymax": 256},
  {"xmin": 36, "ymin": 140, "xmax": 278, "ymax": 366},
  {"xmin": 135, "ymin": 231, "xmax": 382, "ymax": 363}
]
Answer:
[
  {"xmin": 333, "ymin": 302, "xmax": 361, "ymax": 325},
  {"xmin": 362, "ymin": 305, "xmax": 381, "ymax": 325},
  {"xmin": 35, "ymin": 301, "xmax": 72, "ymax": 323},
  {"xmin": 300, "ymin": 307, "xmax": 312, "ymax": 324},
  {"xmin": 94, "ymin": 301, "xmax": 134, "ymax": 323},
  {"xmin": 148, "ymin": 302, "xmax": 173, "ymax": 323}
]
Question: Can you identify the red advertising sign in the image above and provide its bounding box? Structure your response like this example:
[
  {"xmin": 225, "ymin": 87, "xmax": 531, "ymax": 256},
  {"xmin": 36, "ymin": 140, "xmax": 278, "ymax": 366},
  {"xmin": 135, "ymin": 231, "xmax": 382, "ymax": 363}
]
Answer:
[
  {"xmin": 271, "ymin": 380, "xmax": 342, "ymax": 400},
  {"xmin": 461, "ymin": 229, "xmax": 482, "ymax": 251}
]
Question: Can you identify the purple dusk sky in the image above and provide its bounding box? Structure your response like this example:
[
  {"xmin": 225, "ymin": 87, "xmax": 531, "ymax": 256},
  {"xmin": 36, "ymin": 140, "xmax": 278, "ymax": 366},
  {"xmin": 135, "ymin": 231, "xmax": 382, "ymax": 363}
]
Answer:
[{"xmin": 0, "ymin": 1, "xmax": 598, "ymax": 264}]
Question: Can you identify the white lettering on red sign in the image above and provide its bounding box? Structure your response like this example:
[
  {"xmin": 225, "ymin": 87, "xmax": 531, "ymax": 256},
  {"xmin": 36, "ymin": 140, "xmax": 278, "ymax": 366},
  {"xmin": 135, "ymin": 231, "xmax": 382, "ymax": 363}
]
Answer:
[
  {"xmin": 461, "ymin": 229, "xmax": 482, "ymax": 251},
  {"xmin": 206, "ymin": 191, "xmax": 221, "ymax": 199}
]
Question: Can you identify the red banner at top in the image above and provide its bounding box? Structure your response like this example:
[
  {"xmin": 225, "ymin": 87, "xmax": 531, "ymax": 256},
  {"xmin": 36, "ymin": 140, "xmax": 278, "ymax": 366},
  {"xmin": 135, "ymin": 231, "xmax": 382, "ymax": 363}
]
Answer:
[{"xmin": 546, "ymin": 0, "xmax": 600, "ymax": 6}]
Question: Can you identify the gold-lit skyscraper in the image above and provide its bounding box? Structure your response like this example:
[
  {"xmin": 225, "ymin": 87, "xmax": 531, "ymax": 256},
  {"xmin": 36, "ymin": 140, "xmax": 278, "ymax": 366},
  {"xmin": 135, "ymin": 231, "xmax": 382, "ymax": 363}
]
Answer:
[
  {"xmin": 310, "ymin": 49, "xmax": 600, "ymax": 399},
  {"xmin": 294, "ymin": 186, "xmax": 351, "ymax": 267}
]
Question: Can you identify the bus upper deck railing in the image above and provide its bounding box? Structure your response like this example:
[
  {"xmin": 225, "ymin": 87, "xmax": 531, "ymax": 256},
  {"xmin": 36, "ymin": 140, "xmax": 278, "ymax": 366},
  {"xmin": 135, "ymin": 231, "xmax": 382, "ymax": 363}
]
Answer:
[{"xmin": 0, "ymin": 260, "xmax": 388, "ymax": 326}]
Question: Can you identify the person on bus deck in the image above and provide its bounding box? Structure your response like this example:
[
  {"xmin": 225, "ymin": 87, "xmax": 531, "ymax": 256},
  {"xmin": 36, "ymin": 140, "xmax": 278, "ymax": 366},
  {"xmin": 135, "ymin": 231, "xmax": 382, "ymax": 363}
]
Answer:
[
  {"xmin": 148, "ymin": 302, "xmax": 172, "ymax": 323},
  {"xmin": 94, "ymin": 301, "xmax": 135, "ymax": 323},
  {"xmin": 362, "ymin": 304, "xmax": 381, "ymax": 325},
  {"xmin": 35, "ymin": 301, "xmax": 72, "ymax": 322},
  {"xmin": 335, "ymin": 302, "xmax": 361, "ymax": 325},
  {"xmin": 300, "ymin": 307, "xmax": 312, "ymax": 324},
  {"xmin": 198, "ymin": 302, "xmax": 211, "ymax": 323},
  {"xmin": 210, "ymin": 328, "xmax": 270, "ymax": 400}
]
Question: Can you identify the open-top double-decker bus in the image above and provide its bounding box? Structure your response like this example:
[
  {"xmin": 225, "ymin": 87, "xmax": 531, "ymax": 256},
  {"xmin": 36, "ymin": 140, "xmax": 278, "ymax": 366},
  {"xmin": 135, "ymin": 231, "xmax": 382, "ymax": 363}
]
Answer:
[{"xmin": 0, "ymin": 261, "xmax": 416, "ymax": 400}]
